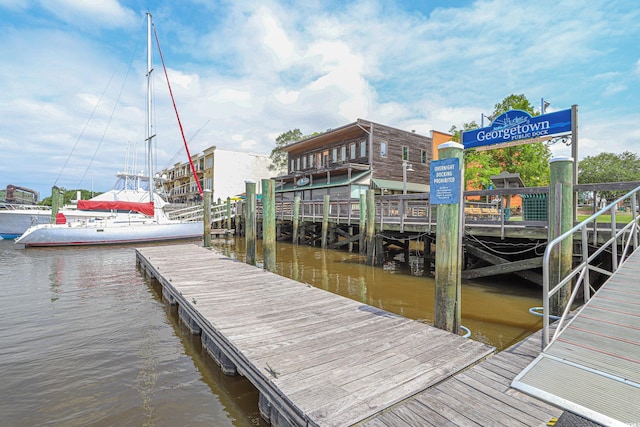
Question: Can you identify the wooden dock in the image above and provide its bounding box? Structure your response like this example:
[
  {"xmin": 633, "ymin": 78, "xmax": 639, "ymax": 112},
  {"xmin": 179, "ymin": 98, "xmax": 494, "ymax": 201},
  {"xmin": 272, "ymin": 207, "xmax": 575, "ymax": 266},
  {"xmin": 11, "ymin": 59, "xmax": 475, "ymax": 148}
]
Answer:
[
  {"xmin": 362, "ymin": 324, "xmax": 565, "ymax": 426},
  {"xmin": 136, "ymin": 243, "xmax": 494, "ymax": 427}
]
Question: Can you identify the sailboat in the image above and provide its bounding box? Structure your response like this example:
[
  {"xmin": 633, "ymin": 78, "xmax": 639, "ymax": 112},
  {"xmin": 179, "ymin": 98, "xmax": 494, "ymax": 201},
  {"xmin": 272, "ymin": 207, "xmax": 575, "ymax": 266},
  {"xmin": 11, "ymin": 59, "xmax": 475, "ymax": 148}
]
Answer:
[
  {"xmin": 16, "ymin": 13, "xmax": 206, "ymax": 247},
  {"xmin": 1, "ymin": 166, "xmax": 153, "ymax": 239}
]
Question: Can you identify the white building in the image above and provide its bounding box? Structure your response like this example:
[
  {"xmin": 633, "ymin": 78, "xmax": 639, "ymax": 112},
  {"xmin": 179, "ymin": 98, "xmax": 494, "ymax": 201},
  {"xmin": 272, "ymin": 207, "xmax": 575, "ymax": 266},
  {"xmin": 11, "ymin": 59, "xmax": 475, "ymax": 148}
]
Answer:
[{"xmin": 159, "ymin": 146, "xmax": 277, "ymax": 203}]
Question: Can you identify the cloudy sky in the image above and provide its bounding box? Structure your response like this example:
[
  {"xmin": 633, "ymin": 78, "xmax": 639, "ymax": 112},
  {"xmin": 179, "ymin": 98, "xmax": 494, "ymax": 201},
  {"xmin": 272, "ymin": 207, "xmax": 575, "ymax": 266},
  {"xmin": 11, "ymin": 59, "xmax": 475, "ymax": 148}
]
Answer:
[{"xmin": 1, "ymin": 0, "xmax": 638, "ymax": 197}]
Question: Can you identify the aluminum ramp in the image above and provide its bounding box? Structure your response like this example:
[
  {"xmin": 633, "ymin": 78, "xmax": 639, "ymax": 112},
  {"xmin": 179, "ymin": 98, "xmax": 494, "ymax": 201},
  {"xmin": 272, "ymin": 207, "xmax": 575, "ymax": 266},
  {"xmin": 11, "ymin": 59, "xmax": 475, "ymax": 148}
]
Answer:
[{"xmin": 512, "ymin": 250, "xmax": 640, "ymax": 426}]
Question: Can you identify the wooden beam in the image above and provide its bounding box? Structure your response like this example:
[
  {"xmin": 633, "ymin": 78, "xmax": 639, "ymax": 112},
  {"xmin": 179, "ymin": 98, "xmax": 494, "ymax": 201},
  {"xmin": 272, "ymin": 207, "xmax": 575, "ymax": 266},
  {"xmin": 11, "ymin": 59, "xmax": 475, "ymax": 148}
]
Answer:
[
  {"xmin": 328, "ymin": 233, "xmax": 361, "ymax": 249},
  {"xmin": 464, "ymin": 244, "xmax": 543, "ymax": 286},
  {"xmin": 462, "ymin": 257, "xmax": 543, "ymax": 279}
]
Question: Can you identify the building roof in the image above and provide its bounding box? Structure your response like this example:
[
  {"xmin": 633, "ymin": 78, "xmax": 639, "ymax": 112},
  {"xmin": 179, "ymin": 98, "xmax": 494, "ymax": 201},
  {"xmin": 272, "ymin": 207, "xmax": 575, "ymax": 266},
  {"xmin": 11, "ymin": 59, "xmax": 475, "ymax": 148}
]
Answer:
[
  {"xmin": 281, "ymin": 118, "xmax": 432, "ymax": 155},
  {"xmin": 371, "ymin": 178, "xmax": 429, "ymax": 193}
]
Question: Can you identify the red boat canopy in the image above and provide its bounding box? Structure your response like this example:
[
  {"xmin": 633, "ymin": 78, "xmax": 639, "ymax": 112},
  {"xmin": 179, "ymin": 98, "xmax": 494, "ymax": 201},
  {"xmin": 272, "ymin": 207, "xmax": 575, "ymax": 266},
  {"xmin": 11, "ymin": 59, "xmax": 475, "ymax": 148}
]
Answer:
[{"xmin": 77, "ymin": 200, "xmax": 155, "ymax": 217}]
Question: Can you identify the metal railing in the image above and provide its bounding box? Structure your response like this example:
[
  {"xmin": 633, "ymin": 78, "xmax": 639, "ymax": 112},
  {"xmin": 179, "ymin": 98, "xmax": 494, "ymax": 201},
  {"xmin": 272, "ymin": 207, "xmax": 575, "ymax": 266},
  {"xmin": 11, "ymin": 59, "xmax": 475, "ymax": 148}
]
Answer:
[
  {"xmin": 0, "ymin": 203, "xmax": 51, "ymax": 211},
  {"xmin": 541, "ymin": 185, "xmax": 640, "ymax": 349},
  {"xmin": 165, "ymin": 200, "xmax": 237, "ymax": 223}
]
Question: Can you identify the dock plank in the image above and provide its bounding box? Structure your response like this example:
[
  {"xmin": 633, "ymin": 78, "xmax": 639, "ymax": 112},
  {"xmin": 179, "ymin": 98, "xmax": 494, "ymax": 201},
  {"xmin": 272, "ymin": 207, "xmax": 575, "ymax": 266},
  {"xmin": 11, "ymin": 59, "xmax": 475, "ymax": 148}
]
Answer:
[
  {"xmin": 137, "ymin": 244, "xmax": 494, "ymax": 427},
  {"xmin": 364, "ymin": 327, "xmax": 564, "ymax": 426}
]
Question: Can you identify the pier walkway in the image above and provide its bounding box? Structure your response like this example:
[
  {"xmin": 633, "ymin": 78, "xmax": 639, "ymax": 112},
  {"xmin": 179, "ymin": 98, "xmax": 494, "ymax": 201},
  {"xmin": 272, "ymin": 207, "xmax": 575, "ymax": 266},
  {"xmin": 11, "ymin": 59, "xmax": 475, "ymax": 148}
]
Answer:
[
  {"xmin": 512, "ymin": 249, "xmax": 640, "ymax": 426},
  {"xmin": 363, "ymin": 325, "xmax": 565, "ymax": 426},
  {"xmin": 136, "ymin": 244, "xmax": 494, "ymax": 427}
]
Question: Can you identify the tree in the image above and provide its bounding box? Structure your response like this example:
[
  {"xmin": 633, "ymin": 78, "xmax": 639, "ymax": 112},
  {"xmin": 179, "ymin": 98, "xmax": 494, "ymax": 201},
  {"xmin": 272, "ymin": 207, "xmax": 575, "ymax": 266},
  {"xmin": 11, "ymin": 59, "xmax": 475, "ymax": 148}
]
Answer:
[
  {"xmin": 268, "ymin": 129, "xmax": 322, "ymax": 173},
  {"xmin": 268, "ymin": 129, "xmax": 304, "ymax": 173},
  {"xmin": 450, "ymin": 94, "xmax": 551, "ymax": 187},
  {"xmin": 579, "ymin": 151, "xmax": 640, "ymax": 201},
  {"xmin": 40, "ymin": 189, "xmax": 101, "ymax": 206},
  {"xmin": 579, "ymin": 151, "xmax": 640, "ymax": 184}
]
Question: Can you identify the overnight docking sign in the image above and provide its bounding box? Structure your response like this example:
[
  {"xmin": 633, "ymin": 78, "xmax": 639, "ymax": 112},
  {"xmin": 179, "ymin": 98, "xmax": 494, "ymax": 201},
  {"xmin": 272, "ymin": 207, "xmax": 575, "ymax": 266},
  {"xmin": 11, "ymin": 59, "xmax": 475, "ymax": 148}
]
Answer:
[
  {"xmin": 462, "ymin": 108, "xmax": 572, "ymax": 151},
  {"xmin": 430, "ymin": 157, "xmax": 460, "ymax": 205}
]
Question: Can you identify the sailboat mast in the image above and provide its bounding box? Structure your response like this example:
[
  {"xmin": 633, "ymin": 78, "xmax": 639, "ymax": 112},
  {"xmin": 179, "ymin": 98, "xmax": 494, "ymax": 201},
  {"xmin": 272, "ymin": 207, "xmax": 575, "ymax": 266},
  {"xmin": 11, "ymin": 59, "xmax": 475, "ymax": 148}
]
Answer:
[{"xmin": 146, "ymin": 12, "xmax": 155, "ymax": 204}]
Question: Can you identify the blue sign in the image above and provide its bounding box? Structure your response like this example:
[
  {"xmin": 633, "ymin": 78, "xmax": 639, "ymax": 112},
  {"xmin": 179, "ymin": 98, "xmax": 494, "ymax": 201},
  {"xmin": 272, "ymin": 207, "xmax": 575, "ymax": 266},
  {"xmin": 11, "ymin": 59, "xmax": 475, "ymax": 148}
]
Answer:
[
  {"xmin": 462, "ymin": 108, "xmax": 572, "ymax": 150},
  {"xmin": 430, "ymin": 158, "xmax": 460, "ymax": 205}
]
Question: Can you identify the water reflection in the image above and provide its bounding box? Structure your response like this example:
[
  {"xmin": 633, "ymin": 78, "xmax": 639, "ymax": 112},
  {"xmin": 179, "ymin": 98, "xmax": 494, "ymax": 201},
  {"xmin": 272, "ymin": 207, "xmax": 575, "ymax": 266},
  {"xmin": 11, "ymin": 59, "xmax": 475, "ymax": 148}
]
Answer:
[{"xmin": 210, "ymin": 237, "xmax": 543, "ymax": 351}]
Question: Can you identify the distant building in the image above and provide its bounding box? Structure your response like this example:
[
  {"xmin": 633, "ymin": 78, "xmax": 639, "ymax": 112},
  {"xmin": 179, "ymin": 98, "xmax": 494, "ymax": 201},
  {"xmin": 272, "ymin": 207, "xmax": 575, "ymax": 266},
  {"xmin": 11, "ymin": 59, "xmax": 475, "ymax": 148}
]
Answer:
[
  {"xmin": 157, "ymin": 147, "xmax": 276, "ymax": 203},
  {"xmin": 0, "ymin": 185, "xmax": 39, "ymax": 204},
  {"xmin": 274, "ymin": 118, "xmax": 452, "ymax": 200}
]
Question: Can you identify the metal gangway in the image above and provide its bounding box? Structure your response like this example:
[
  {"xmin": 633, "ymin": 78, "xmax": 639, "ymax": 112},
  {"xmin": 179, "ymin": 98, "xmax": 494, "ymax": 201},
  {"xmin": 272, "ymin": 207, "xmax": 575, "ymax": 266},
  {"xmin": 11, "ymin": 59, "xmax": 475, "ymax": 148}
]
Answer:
[
  {"xmin": 165, "ymin": 199, "xmax": 237, "ymax": 224},
  {"xmin": 513, "ymin": 185, "xmax": 640, "ymax": 426}
]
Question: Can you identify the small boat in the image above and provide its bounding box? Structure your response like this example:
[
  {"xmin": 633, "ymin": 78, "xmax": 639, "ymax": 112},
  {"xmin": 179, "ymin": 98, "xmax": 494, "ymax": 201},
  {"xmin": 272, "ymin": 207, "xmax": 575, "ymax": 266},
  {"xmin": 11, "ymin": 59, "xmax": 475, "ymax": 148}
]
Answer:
[
  {"xmin": 0, "ymin": 203, "xmax": 52, "ymax": 239},
  {"xmin": 0, "ymin": 185, "xmax": 49, "ymax": 238},
  {"xmin": 16, "ymin": 13, "xmax": 208, "ymax": 247}
]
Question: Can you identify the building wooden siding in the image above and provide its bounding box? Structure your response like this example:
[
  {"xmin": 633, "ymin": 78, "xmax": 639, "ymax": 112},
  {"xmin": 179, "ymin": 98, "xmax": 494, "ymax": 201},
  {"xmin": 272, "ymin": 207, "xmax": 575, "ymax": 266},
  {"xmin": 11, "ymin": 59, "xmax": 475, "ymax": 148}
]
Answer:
[
  {"xmin": 369, "ymin": 122, "xmax": 432, "ymax": 183},
  {"xmin": 284, "ymin": 119, "xmax": 434, "ymax": 184}
]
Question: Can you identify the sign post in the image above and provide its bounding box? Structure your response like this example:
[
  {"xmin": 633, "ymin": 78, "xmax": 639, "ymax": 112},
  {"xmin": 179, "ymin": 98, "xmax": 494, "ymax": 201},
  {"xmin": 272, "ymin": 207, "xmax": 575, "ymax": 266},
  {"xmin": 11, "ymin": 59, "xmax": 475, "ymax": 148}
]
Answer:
[{"xmin": 431, "ymin": 142, "xmax": 464, "ymax": 334}]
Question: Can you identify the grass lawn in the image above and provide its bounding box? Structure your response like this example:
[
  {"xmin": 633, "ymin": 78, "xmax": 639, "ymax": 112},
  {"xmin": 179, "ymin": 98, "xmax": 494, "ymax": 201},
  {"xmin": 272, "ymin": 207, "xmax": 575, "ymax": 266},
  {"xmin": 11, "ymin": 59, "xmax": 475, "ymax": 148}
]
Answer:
[{"xmin": 577, "ymin": 212, "xmax": 635, "ymax": 223}]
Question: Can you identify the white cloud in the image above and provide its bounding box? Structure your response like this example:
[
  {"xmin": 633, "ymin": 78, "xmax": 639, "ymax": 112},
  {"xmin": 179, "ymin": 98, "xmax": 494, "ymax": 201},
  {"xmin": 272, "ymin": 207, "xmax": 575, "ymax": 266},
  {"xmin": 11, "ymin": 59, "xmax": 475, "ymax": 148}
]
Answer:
[
  {"xmin": 274, "ymin": 90, "xmax": 300, "ymax": 104},
  {"xmin": 40, "ymin": 0, "xmax": 137, "ymax": 29},
  {"xmin": 1, "ymin": 0, "xmax": 639, "ymax": 196},
  {"xmin": 240, "ymin": 139, "xmax": 257, "ymax": 150},
  {"xmin": 603, "ymin": 82, "xmax": 627, "ymax": 96},
  {"xmin": 209, "ymin": 88, "xmax": 253, "ymax": 108},
  {"xmin": 252, "ymin": 6, "xmax": 295, "ymax": 66}
]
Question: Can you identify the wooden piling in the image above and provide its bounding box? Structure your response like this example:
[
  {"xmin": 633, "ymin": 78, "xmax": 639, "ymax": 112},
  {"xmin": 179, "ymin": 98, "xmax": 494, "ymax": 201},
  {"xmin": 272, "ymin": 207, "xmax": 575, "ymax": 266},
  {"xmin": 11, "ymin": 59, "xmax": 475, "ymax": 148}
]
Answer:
[
  {"xmin": 359, "ymin": 193, "xmax": 366, "ymax": 255},
  {"xmin": 433, "ymin": 142, "xmax": 464, "ymax": 334},
  {"xmin": 293, "ymin": 196, "xmax": 300, "ymax": 245},
  {"xmin": 235, "ymin": 201, "xmax": 243, "ymax": 236},
  {"xmin": 321, "ymin": 195, "xmax": 330, "ymax": 249},
  {"xmin": 245, "ymin": 181, "xmax": 257, "ymax": 266},
  {"xmin": 225, "ymin": 197, "xmax": 232, "ymax": 230},
  {"xmin": 262, "ymin": 179, "xmax": 276, "ymax": 272},
  {"xmin": 366, "ymin": 189, "xmax": 376, "ymax": 265},
  {"xmin": 216, "ymin": 197, "xmax": 222, "ymax": 228},
  {"xmin": 549, "ymin": 156, "xmax": 574, "ymax": 317},
  {"xmin": 51, "ymin": 186, "xmax": 63, "ymax": 222},
  {"xmin": 203, "ymin": 189, "xmax": 212, "ymax": 248}
]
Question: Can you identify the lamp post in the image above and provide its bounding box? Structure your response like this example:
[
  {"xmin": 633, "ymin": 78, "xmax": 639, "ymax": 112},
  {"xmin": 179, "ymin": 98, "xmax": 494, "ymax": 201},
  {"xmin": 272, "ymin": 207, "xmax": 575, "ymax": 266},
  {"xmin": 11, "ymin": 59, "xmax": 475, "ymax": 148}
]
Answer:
[{"xmin": 402, "ymin": 160, "xmax": 414, "ymax": 195}]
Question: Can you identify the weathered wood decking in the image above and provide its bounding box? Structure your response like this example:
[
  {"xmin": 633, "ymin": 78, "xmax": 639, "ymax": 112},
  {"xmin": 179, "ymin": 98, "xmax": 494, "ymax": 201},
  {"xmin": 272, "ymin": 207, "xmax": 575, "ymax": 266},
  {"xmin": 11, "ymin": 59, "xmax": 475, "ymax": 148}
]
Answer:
[
  {"xmin": 363, "ymin": 326, "xmax": 564, "ymax": 426},
  {"xmin": 136, "ymin": 244, "xmax": 494, "ymax": 427}
]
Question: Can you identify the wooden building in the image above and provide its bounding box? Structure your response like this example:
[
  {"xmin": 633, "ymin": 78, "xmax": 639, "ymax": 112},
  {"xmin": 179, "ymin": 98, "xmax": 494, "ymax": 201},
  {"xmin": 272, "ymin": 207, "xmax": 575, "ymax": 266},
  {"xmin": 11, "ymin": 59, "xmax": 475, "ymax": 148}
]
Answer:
[{"xmin": 275, "ymin": 119, "xmax": 450, "ymax": 200}]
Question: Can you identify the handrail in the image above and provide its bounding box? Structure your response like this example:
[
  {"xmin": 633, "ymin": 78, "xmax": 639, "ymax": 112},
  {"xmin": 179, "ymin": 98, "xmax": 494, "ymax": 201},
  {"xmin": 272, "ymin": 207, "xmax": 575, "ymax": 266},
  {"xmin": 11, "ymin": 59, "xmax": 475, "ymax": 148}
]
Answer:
[
  {"xmin": 541, "ymin": 185, "xmax": 640, "ymax": 349},
  {"xmin": 165, "ymin": 200, "xmax": 237, "ymax": 223}
]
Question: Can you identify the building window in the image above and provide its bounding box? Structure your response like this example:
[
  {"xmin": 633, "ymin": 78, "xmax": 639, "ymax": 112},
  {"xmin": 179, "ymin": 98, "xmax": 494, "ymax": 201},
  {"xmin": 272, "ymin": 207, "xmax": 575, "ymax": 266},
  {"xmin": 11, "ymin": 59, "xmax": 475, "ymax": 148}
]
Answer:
[
  {"xmin": 296, "ymin": 157, "xmax": 300, "ymax": 171},
  {"xmin": 316, "ymin": 153, "xmax": 322, "ymax": 167},
  {"xmin": 303, "ymin": 156, "xmax": 307, "ymax": 169},
  {"xmin": 309, "ymin": 154, "xmax": 314, "ymax": 167},
  {"xmin": 341, "ymin": 146, "xmax": 347, "ymax": 162},
  {"xmin": 350, "ymin": 143, "xmax": 356, "ymax": 159},
  {"xmin": 380, "ymin": 141, "xmax": 387, "ymax": 157},
  {"xmin": 402, "ymin": 146, "xmax": 408, "ymax": 161},
  {"xmin": 332, "ymin": 148, "xmax": 337, "ymax": 163},
  {"xmin": 421, "ymin": 150, "xmax": 427, "ymax": 164},
  {"xmin": 360, "ymin": 140, "xmax": 367, "ymax": 158}
]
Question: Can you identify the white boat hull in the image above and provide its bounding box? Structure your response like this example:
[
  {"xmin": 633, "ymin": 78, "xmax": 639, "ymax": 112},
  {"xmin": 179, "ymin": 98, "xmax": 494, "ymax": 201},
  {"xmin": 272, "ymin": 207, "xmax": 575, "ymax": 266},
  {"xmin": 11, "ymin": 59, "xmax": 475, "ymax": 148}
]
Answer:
[
  {"xmin": 0, "ymin": 207, "xmax": 51, "ymax": 239},
  {"xmin": 15, "ymin": 221, "xmax": 204, "ymax": 247},
  {"xmin": 0, "ymin": 204, "xmax": 126, "ymax": 239}
]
